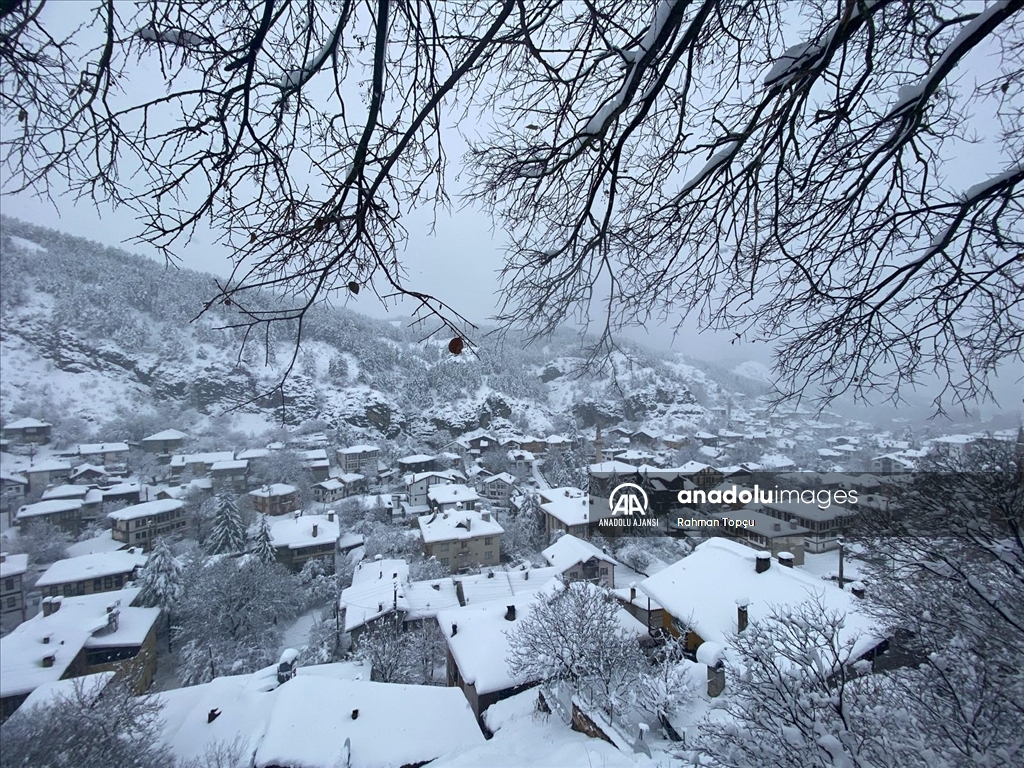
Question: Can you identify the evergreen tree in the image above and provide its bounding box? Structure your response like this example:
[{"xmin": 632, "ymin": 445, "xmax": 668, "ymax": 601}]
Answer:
[
  {"xmin": 251, "ymin": 514, "xmax": 276, "ymax": 564},
  {"xmin": 135, "ymin": 537, "xmax": 184, "ymax": 652},
  {"xmin": 205, "ymin": 493, "xmax": 247, "ymax": 555}
]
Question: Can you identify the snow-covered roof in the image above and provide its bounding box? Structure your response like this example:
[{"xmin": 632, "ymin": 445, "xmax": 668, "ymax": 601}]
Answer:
[
  {"xmin": 40, "ymin": 484, "xmax": 90, "ymax": 501},
  {"xmin": 589, "ymin": 460, "xmax": 639, "ymax": 474},
  {"xmin": 17, "ymin": 499, "xmax": 83, "ymax": 520},
  {"xmin": 337, "ymin": 444, "xmax": 379, "ymax": 454},
  {"xmin": 78, "ymin": 442, "xmax": 129, "ymax": 454},
  {"xmin": 23, "ymin": 460, "xmax": 71, "ymax": 473},
  {"xmin": 0, "ymin": 470, "xmax": 28, "ymax": 485},
  {"xmin": 249, "ymin": 483, "xmax": 296, "ymax": 498},
  {"xmin": 170, "ymin": 451, "xmax": 234, "ymax": 467},
  {"xmin": 210, "ymin": 459, "xmax": 248, "ymax": 471},
  {"xmin": 19, "ymin": 671, "xmax": 115, "ymax": 713},
  {"xmin": 3, "ymin": 418, "xmax": 51, "ymax": 430},
  {"xmin": 341, "ymin": 559, "xmax": 412, "ymax": 632},
  {"xmin": 236, "ymin": 448, "xmax": 270, "ymax": 460},
  {"xmin": 426, "ymin": 483, "xmax": 480, "ymax": 507},
  {"xmin": 342, "ymin": 571, "xmax": 462, "ymax": 633},
  {"xmin": 65, "ymin": 530, "xmax": 127, "ymax": 558},
  {"xmin": 298, "ymin": 448, "xmax": 328, "ymax": 462},
  {"xmin": 107, "ymin": 498, "xmax": 184, "ymax": 522},
  {"xmin": 156, "ymin": 672, "xmax": 484, "ymax": 768},
  {"xmin": 639, "ymin": 538, "xmax": 880, "ymax": 658},
  {"xmin": 538, "ymin": 487, "xmax": 590, "ymax": 527},
  {"xmin": 141, "ymin": 429, "xmax": 187, "ymax": 442},
  {"xmin": 398, "ymin": 453, "xmax": 436, "ymax": 464},
  {"xmin": 101, "ymin": 482, "xmax": 142, "ymax": 497},
  {"xmin": 677, "ymin": 460, "xmax": 715, "ymax": 473},
  {"xmin": 438, "ymin": 582, "xmax": 646, "ymax": 696},
  {"xmin": 269, "ymin": 514, "xmax": 350, "ymax": 551},
  {"xmin": 542, "ymin": 534, "xmax": 619, "ymax": 571},
  {"xmin": 1, "ymin": 552, "xmax": 29, "ymax": 579},
  {"xmin": 35, "ymin": 550, "xmax": 148, "ymax": 588},
  {"xmin": 69, "ymin": 463, "xmax": 109, "ymax": 479},
  {"xmin": 455, "ymin": 567, "xmax": 561, "ymax": 607},
  {"xmin": 418, "ymin": 509, "xmax": 503, "ymax": 544},
  {"xmin": 482, "ymin": 472, "xmax": 517, "ymax": 486},
  {"xmin": 0, "ymin": 588, "xmax": 158, "ymax": 698}
]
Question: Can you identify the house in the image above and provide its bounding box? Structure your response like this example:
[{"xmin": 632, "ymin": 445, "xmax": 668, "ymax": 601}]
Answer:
[
  {"xmin": 76, "ymin": 443, "xmax": 129, "ymax": 472},
  {"xmin": 638, "ymin": 538, "xmax": 881, "ymax": 666},
  {"xmin": 676, "ymin": 460, "xmax": 724, "ymax": 490},
  {"xmin": 35, "ymin": 549, "xmax": 148, "ymax": 598},
  {"xmin": 631, "ymin": 429, "xmax": 661, "ymax": 447},
  {"xmin": 297, "ymin": 449, "xmax": 330, "ymax": 481},
  {"xmin": 249, "ymin": 484, "xmax": 300, "ymax": 516},
  {"xmin": 100, "ymin": 482, "xmax": 143, "ymax": 508},
  {"xmin": 397, "ymin": 454, "xmax": 437, "ymax": 474},
  {"xmin": 336, "ymin": 444, "xmax": 379, "ymax": 474},
  {"xmin": 480, "ymin": 472, "xmax": 517, "ymax": 505},
  {"xmin": 0, "ymin": 587, "xmax": 160, "ymax": 721},
  {"xmin": 1, "ymin": 552, "xmax": 29, "ymax": 629},
  {"xmin": 108, "ymin": 499, "xmax": 187, "ymax": 550},
  {"xmin": 759, "ymin": 499, "xmax": 858, "ymax": 553},
  {"xmin": 541, "ymin": 534, "xmax": 618, "ymax": 588},
  {"xmin": 869, "ymin": 451, "xmax": 920, "ymax": 475},
  {"xmin": 406, "ymin": 469, "xmax": 465, "ymax": 507},
  {"xmin": 437, "ymin": 582, "xmax": 647, "ymax": 721},
  {"xmin": 507, "ymin": 449, "xmax": 535, "ymax": 474},
  {"xmin": 708, "ymin": 509, "xmax": 809, "ymax": 564},
  {"xmin": 69, "ymin": 463, "xmax": 111, "ymax": 485},
  {"xmin": 22, "ymin": 460, "xmax": 72, "ymax": 493},
  {"xmin": 426, "ymin": 483, "xmax": 480, "ymax": 513},
  {"xmin": 693, "ymin": 431, "xmax": 719, "ymax": 447},
  {"xmin": 927, "ymin": 434, "xmax": 978, "ymax": 461},
  {"xmin": 154, "ymin": 668, "xmax": 485, "ymax": 768},
  {"xmin": 340, "ymin": 564, "xmax": 462, "ymax": 638},
  {"xmin": 210, "ymin": 459, "xmax": 249, "ymax": 492},
  {"xmin": 1, "ymin": 418, "xmax": 52, "ymax": 445},
  {"xmin": 140, "ymin": 429, "xmax": 187, "ymax": 456},
  {"xmin": 538, "ymin": 486, "xmax": 591, "ymax": 540},
  {"xmin": 16, "ymin": 499, "xmax": 83, "ymax": 535},
  {"xmin": 418, "ymin": 509, "xmax": 503, "ymax": 571},
  {"xmin": 0, "ymin": 471, "xmax": 28, "ymax": 515},
  {"xmin": 268, "ymin": 512, "xmax": 360, "ymax": 572},
  {"xmin": 611, "ymin": 583, "xmax": 665, "ymax": 635},
  {"xmin": 545, "ymin": 434, "xmax": 571, "ymax": 454},
  {"xmin": 312, "ymin": 478, "xmax": 346, "ymax": 504},
  {"xmin": 169, "ymin": 451, "xmax": 235, "ymax": 479}
]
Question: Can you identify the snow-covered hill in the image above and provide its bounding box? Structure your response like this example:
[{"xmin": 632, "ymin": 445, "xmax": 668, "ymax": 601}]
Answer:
[
  {"xmin": 732, "ymin": 360, "xmax": 775, "ymax": 384},
  {"xmin": 0, "ymin": 217, "xmax": 765, "ymax": 442}
]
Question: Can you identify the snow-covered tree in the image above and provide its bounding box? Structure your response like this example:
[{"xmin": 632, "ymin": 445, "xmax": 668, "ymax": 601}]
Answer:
[
  {"xmin": 136, "ymin": 537, "xmax": 184, "ymax": 651},
  {"xmin": 175, "ymin": 557, "xmax": 301, "ymax": 685},
  {"xmin": 12, "ymin": 519, "xmax": 72, "ymax": 565},
  {"xmin": 633, "ymin": 635, "xmax": 695, "ymax": 739},
  {"xmin": 506, "ymin": 581, "xmax": 643, "ymax": 707},
  {"xmin": 250, "ymin": 514, "xmax": 276, "ymax": 564},
  {"xmin": 500, "ymin": 492, "xmax": 546, "ymax": 560},
  {"xmin": 298, "ymin": 557, "xmax": 338, "ymax": 606},
  {"xmin": 204, "ymin": 493, "xmax": 246, "ymax": 555},
  {"xmin": 0, "ymin": 672, "xmax": 169, "ymax": 768},
  {"xmin": 695, "ymin": 599, "xmax": 918, "ymax": 768},
  {"xmin": 355, "ymin": 619, "xmax": 416, "ymax": 684}
]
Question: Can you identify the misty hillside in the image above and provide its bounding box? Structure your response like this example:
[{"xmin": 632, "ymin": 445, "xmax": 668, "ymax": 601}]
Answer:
[{"xmin": 0, "ymin": 216, "xmax": 767, "ymax": 443}]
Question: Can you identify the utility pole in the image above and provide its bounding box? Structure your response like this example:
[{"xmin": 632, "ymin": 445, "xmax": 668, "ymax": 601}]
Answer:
[{"xmin": 837, "ymin": 536, "xmax": 845, "ymax": 590}]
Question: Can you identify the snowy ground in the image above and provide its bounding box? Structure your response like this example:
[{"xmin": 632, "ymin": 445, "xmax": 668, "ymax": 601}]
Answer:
[{"xmin": 279, "ymin": 608, "xmax": 321, "ymax": 656}]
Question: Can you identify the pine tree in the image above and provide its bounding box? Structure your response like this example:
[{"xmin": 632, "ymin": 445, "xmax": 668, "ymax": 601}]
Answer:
[
  {"xmin": 135, "ymin": 537, "xmax": 183, "ymax": 651},
  {"xmin": 251, "ymin": 514, "xmax": 276, "ymax": 563},
  {"xmin": 206, "ymin": 493, "xmax": 247, "ymax": 555}
]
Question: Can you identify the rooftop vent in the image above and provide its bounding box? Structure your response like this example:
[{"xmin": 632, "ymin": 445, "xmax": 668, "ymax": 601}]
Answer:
[
  {"xmin": 208, "ymin": 709, "xmax": 221, "ymax": 723},
  {"xmin": 505, "ymin": 605, "xmax": 516, "ymax": 621}
]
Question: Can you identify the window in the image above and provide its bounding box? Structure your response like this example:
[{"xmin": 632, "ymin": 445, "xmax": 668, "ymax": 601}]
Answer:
[
  {"xmin": 600, "ymin": 567, "xmax": 608, "ymax": 575},
  {"xmin": 114, "ymin": 574, "xmax": 124, "ymax": 588},
  {"xmin": 93, "ymin": 579, "xmax": 103, "ymax": 592},
  {"xmin": 440, "ymin": 558, "xmax": 449, "ymax": 568},
  {"xmin": 4, "ymin": 578, "xmax": 12, "ymax": 591},
  {"xmin": 104, "ymin": 576, "xmax": 113, "ymax": 589},
  {"xmin": 570, "ymin": 570, "xmax": 578, "ymax": 578},
  {"xmin": 6, "ymin": 597, "xmax": 15, "ymax": 608},
  {"xmin": 484, "ymin": 537, "xmax": 493, "ymax": 545},
  {"xmin": 440, "ymin": 543, "xmax": 450, "ymax": 552},
  {"xmin": 461, "ymin": 542, "xmax": 468, "ymax": 550},
  {"xmin": 485, "ymin": 551, "xmax": 493, "ymax": 561}
]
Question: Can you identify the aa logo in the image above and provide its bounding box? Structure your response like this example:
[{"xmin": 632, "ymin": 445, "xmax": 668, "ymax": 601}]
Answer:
[{"xmin": 609, "ymin": 483, "xmax": 649, "ymax": 516}]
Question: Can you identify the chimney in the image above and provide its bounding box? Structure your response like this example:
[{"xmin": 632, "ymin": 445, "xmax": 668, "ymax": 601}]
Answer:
[
  {"xmin": 524, "ymin": 570, "xmax": 529, "ymax": 580},
  {"xmin": 0, "ymin": 552, "xmax": 6, "ymax": 563},
  {"xmin": 43, "ymin": 634, "xmax": 52, "ymax": 644},
  {"xmin": 850, "ymin": 582, "xmax": 866, "ymax": 599},
  {"xmin": 51, "ymin": 597, "xmax": 62, "ymax": 614},
  {"xmin": 790, "ymin": 519, "xmax": 798, "ymax": 529},
  {"xmin": 312, "ymin": 524, "xmax": 319, "ymax": 538},
  {"xmin": 630, "ymin": 586, "xmax": 636, "ymax": 601},
  {"xmin": 755, "ymin": 552, "xmax": 771, "ymax": 573},
  {"xmin": 328, "ymin": 511, "xmax": 335, "ymax": 523},
  {"xmin": 451, "ymin": 623, "xmax": 458, "ymax": 636},
  {"xmin": 736, "ymin": 600, "xmax": 749, "ymax": 633},
  {"xmin": 42, "ymin": 654, "xmax": 56, "ymax": 668},
  {"xmin": 773, "ymin": 522, "xmax": 781, "ymax": 532},
  {"xmin": 505, "ymin": 605, "xmax": 516, "ymax": 621},
  {"xmin": 778, "ymin": 552, "xmax": 794, "ymax": 568},
  {"xmin": 42, "ymin": 597, "xmax": 53, "ymax": 617},
  {"xmin": 351, "ymin": 709, "xmax": 359, "ymax": 720},
  {"xmin": 482, "ymin": 511, "xmax": 491, "ymax": 522}
]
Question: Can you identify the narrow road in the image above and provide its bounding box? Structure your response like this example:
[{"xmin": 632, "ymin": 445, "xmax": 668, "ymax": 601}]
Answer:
[{"xmin": 531, "ymin": 458, "xmax": 550, "ymax": 490}]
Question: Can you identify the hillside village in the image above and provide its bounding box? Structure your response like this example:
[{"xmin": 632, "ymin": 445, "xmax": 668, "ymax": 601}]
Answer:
[{"xmin": 1, "ymin": 405, "xmax": 1020, "ymax": 766}]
